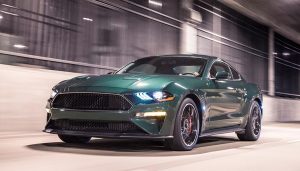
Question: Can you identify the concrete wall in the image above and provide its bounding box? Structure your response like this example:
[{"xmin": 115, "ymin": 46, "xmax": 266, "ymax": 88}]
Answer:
[
  {"xmin": 263, "ymin": 96, "xmax": 300, "ymax": 122},
  {"xmin": 0, "ymin": 64, "xmax": 80, "ymax": 132},
  {"xmin": 0, "ymin": 64, "xmax": 299, "ymax": 132}
]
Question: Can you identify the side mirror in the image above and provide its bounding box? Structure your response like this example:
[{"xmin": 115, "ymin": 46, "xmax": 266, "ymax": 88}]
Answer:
[{"xmin": 215, "ymin": 71, "xmax": 230, "ymax": 80}]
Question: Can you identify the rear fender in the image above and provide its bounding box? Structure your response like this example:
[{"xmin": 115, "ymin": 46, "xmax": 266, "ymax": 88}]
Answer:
[{"xmin": 240, "ymin": 83, "xmax": 262, "ymax": 128}]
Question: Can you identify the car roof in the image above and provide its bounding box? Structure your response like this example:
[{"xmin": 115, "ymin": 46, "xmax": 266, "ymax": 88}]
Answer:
[{"xmin": 142, "ymin": 54, "xmax": 219, "ymax": 60}]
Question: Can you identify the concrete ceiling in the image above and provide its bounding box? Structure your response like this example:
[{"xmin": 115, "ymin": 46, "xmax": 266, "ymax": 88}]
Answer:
[{"xmin": 220, "ymin": 0, "xmax": 300, "ymax": 44}]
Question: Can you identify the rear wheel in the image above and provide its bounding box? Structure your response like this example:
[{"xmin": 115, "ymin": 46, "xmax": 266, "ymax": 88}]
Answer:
[
  {"xmin": 165, "ymin": 98, "xmax": 200, "ymax": 151},
  {"xmin": 236, "ymin": 101, "xmax": 262, "ymax": 141},
  {"xmin": 58, "ymin": 134, "xmax": 91, "ymax": 144}
]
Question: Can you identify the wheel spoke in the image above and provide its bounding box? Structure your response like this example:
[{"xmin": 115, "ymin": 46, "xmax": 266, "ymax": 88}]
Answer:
[
  {"xmin": 180, "ymin": 103, "xmax": 199, "ymax": 146},
  {"xmin": 181, "ymin": 131, "xmax": 189, "ymax": 140},
  {"xmin": 190, "ymin": 108, "xmax": 194, "ymax": 117},
  {"xmin": 251, "ymin": 106, "xmax": 261, "ymax": 135}
]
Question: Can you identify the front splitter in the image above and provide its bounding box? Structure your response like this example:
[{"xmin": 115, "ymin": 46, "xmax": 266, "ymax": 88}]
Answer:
[{"xmin": 43, "ymin": 129, "xmax": 173, "ymax": 139}]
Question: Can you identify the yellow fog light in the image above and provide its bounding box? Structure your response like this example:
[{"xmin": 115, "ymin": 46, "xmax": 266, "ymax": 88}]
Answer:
[{"xmin": 136, "ymin": 111, "xmax": 166, "ymax": 118}]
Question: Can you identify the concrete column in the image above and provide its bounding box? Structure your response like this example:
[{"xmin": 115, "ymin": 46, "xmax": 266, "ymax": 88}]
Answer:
[
  {"xmin": 268, "ymin": 29, "xmax": 275, "ymax": 96},
  {"xmin": 180, "ymin": 0, "xmax": 201, "ymax": 54},
  {"xmin": 212, "ymin": 8, "xmax": 222, "ymax": 58},
  {"xmin": 180, "ymin": 23, "xmax": 198, "ymax": 54}
]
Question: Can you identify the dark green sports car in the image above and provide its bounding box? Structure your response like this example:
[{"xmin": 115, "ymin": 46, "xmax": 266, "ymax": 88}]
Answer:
[{"xmin": 44, "ymin": 54, "xmax": 262, "ymax": 151}]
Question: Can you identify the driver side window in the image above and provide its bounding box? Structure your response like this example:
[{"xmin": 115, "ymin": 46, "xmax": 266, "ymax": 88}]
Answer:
[{"xmin": 210, "ymin": 62, "xmax": 232, "ymax": 79}]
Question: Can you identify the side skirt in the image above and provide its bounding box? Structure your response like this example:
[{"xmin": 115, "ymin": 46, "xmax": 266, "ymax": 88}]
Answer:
[{"xmin": 200, "ymin": 125, "xmax": 245, "ymax": 137}]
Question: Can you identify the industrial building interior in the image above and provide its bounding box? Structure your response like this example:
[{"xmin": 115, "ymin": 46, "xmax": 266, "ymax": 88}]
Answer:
[{"xmin": 0, "ymin": 0, "xmax": 300, "ymax": 170}]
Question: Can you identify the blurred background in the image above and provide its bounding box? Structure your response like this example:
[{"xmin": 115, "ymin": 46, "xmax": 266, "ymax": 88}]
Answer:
[{"xmin": 0, "ymin": 0, "xmax": 299, "ymax": 132}]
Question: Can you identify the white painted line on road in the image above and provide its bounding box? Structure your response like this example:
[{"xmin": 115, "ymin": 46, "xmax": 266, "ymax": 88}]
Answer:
[
  {"xmin": 0, "ymin": 133, "xmax": 51, "ymax": 139},
  {"xmin": 288, "ymin": 140, "xmax": 300, "ymax": 143}
]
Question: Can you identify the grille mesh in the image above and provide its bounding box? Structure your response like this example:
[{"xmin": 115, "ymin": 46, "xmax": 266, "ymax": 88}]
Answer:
[
  {"xmin": 52, "ymin": 93, "xmax": 132, "ymax": 111},
  {"xmin": 47, "ymin": 119, "xmax": 146, "ymax": 134}
]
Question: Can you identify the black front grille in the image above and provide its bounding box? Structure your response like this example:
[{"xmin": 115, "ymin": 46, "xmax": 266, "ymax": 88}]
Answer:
[
  {"xmin": 52, "ymin": 93, "xmax": 132, "ymax": 111},
  {"xmin": 47, "ymin": 119, "xmax": 146, "ymax": 134}
]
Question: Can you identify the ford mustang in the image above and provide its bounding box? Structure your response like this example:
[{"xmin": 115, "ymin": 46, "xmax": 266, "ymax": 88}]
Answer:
[{"xmin": 44, "ymin": 54, "xmax": 262, "ymax": 151}]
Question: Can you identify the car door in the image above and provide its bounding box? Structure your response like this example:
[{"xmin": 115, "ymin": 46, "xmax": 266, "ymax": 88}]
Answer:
[
  {"xmin": 205, "ymin": 61, "xmax": 243, "ymax": 130},
  {"xmin": 227, "ymin": 66, "xmax": 245, "ymax": 120}
]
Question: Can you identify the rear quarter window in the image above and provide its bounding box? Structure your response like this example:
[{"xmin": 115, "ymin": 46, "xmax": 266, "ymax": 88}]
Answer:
[{"xmin": 230, "ymin": 67, "xmax": 240, "ymax": 80}]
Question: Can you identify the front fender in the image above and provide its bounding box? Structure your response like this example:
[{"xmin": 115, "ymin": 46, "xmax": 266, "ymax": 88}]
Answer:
[{"xmin": 163, "ymin": 82, "xmax": 207, "ymax": 135}]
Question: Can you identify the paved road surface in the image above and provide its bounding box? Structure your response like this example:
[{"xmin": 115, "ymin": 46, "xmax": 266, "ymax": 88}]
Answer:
[{"xmin": 1, "ymin": 123, "xmax": 300, "ymax": 171}]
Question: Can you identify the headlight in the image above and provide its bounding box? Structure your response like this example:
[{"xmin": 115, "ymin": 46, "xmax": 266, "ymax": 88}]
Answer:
[
  {"xmin": 152, "ymin": 91, "xmax": 175, "ymax": 102},
  {"xmin": 50, "ymin": 90, "xmax": 58, "ymax": 98},
  {"xmin": 135, "ymin": 91, "xmax": 174, "ymax": 102}
]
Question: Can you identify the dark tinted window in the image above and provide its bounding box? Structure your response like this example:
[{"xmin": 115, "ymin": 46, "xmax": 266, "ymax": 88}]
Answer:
[
  {"xmin": 230, "ymin": 67, "xmax": 240, "ymax": 80},
  {"xmin": 210, "ymin": 62, "xmax": 231, "ymax": 78},
  {"xmin": 117, "ymin": 57, "xmax": 207, "ymax": 76}
]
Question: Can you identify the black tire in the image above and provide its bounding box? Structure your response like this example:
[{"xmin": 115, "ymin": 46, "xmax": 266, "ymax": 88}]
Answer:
[
  {"xmin": 165, "ymin": 98, "xmax": 200, "ymax": 151},
  {"xmin": 236, "ymin": 101, "xmax": 262, "ymax": 141},
  {"xmin": 58, "ymin": 134, "xmax": 91, "ymax": 144}
]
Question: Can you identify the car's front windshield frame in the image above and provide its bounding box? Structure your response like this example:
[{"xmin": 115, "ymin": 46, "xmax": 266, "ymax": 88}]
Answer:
[{"xmin": 115, "ymin": 56, "xmax": 208, "ymax": 77}]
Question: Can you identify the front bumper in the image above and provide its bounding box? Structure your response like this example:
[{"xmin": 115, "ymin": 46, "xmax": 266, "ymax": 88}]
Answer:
[
  {"xmin": 44, "ymin": 100, "xmax": 178, "ymax": 139},
  {"xmin": 43, "ymin": 129, "xmax": 173, "ymax": 139}
]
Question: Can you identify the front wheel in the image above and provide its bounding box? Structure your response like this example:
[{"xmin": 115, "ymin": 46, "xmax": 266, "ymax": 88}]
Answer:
[
  {"xmin": 236, "ymin": 101, "xmax": 262, "ymax": 141},
  {"xmin": 165, "ymin": 98, "xmax": 200, "ymax": 151},
  {"xmin": 58, "ymin": 134, "xmax": 91, "ymax": 144}
]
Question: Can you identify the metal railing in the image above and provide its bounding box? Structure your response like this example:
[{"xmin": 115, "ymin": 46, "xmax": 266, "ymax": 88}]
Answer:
[{"xmin": 0, "ymin": 50, "xmax": 118, "ymax": 71}]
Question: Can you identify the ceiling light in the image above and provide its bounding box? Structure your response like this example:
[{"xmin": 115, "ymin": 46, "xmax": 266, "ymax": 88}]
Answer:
[
  {"xmin": 0, "ymin": 10, "xmax": 18, "ymax": 16},
  {"xmin": 13, "ymin": 44, "xmax": 27, "ymax": 49},
  {"xmin": 83, "ymin": 17, "xmax": 93, "ymax": 22},
  {"xmin": 1, "ymin": 4, "xmax": 16, "ymax": 8},
  {"xmin": 149, "ymin": 0, "xmax": 162, "ymax": 7},
  {"xmin": 282, "ymin": 52, "xmax": 290, "ymax": 56}
]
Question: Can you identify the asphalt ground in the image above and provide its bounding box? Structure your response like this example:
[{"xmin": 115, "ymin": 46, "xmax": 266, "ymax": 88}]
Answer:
[{"xmin": 1, "ymin": 123, "xmax": 300, "ymax": 171}]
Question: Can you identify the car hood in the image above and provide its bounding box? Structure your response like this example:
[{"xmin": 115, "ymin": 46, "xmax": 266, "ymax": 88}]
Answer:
[{"xmin": 55, "ymin": 74, "xmax": 187, "ymax": 93}]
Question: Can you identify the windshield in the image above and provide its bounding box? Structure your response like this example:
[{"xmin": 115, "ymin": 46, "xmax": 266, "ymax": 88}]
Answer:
[{"xmin": 116, "ymin": 57, "xmax": 207, "ymax": 76}]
